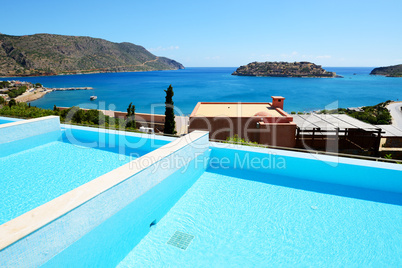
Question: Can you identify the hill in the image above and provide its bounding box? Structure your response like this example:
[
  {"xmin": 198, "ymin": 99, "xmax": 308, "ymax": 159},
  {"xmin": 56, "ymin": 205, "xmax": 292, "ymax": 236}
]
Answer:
[
  {"xmin": 370, "ymin": 64, "xmax": 402, "ymax": 77},
  {"xmin": 232, "ymin": 61, "xmax": 339, "ymax": 77},
  {"xmin": 0, "ymin": 33, "xmax": 184, "ymax": 76}
]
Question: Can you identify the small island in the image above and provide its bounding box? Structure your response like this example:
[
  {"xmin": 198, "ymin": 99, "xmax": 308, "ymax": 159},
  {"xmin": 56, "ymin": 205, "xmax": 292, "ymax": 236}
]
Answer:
[
  {"xmin": 232, "ymin": 61, "xmax": 340, "ymax": 78},
  {"xmin": 370, "ymin": 64, "xmax": 402, "ymax": 77}
]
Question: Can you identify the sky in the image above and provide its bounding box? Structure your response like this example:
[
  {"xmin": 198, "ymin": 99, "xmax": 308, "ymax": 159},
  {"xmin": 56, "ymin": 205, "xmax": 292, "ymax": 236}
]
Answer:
[{"xmin": 1, "ymin": 0, "xmax": 401, "ymax": 67}]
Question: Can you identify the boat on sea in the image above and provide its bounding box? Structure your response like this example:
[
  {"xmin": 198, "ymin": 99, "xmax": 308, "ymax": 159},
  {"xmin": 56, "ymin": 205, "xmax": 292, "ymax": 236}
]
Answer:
[{"xmin": 90, "ymin": 96, "xmax": 97, "ymax": 100}]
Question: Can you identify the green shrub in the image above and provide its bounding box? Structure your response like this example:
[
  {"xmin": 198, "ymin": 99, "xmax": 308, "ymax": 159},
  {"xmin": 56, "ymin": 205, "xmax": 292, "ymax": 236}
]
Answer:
[
  {"xmin": 225, "ymin": 134, "xmax": 260, "ymax": 147},
  {"xmin": 0, "ymin": 103, "xmax": 137, "ymax": 131},
  {"xmin": 316, "ymin": 101, "xmax": 392, "ymax": 124},
  {"xmin": 7, "ymin": 86, "xmax": 27, "ymax": 98}
]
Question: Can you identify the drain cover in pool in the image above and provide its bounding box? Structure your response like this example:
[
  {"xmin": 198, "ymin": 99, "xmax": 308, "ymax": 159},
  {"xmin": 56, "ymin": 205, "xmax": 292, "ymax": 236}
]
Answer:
[{"xmin": 167, "ymin": 231, "xmax": 194, "ymax": 250}]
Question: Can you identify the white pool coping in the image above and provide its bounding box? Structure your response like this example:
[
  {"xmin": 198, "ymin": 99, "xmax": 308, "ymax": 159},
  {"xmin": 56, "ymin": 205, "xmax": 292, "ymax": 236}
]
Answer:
[{"xmin": 0, "ymin": 115, "xmax": 60, "ymax": 141}]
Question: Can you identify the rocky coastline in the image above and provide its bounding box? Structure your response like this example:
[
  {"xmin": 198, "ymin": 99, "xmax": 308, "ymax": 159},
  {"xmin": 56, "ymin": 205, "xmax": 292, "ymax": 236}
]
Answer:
[{"xmin": 370, "ymin": 64, "xmax": 402, "ymax": 77}]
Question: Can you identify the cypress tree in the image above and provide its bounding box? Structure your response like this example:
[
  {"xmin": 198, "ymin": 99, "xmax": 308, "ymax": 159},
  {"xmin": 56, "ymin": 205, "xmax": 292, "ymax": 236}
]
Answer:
[
  {"xmin": 164, "ymin": 85, "xmax": 176, "ymax": 134},
  {"xmin": 126, "ymin": 102, "xmax": 136, "ymax": 129}
]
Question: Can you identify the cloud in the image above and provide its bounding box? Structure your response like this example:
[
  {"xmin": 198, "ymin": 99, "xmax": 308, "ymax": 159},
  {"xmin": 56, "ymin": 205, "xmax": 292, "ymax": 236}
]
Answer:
[
  {"xmin": 254, "ymin": 52, "xmax": 333, "ymax": 62},
  {"xmin": 280, "ymin": 51, "xmax": 299, "ymax": 58},
  {"xmin": 205, "ymin": 56, "xmax": 221, "ymax": 60},
  {"xmin": 148, "ymin": 46, "xmax": 179, "ymax": 52},
  {"xmin": 315, "ymin": 55, "xmax": 332, "ymax": 59}
]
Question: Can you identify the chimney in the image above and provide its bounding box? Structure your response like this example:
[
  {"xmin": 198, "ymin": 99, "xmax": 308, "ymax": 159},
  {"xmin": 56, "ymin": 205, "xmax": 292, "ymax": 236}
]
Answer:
[{"xmin": 271, "ymin": 96, "xmax": 285, "ymax": 110}]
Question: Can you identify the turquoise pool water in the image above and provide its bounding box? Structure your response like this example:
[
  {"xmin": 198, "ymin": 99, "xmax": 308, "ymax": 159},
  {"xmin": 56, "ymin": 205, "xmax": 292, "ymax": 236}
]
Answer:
[
  {"xmin": 118, "ymin": 170, "xmax": 402, "ymax": 266},
  {"xmin": 0, "ymin": 118, "xmax": 20, "ymax": 125},
  {"xmin": 0, "ymin": 140, "xmax": 135, "ymax": 224}
]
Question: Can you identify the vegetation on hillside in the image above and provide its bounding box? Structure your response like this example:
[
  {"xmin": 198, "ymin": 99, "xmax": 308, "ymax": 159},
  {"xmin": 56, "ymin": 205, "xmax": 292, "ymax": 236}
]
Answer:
[
  {"xmin": 317, "ymin": 100, "xmax": 392, "ymax": 125},
  {"xmin": 0, "ymin": 81, "xmax": 10, "ymax": 88},
  {"xmin": 0, "ymin": 81, "xmax": 37, "ymax": 99},
  {"xmin": 0, "ymin": 33, "xmax": 184, "ymax": 77},
  {"xmin": 7, "ymin": 85, "xmax": 27, "ymax": 98}
]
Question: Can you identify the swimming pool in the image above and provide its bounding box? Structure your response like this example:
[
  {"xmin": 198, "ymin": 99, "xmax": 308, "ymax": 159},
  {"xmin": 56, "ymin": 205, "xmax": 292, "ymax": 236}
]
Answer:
[
  {"xmin": 0, "ymin": 116, "xmax": 401, "ymax": 267},
  {"xmin": 120, "ymin": 170, "xmax": 401, "ymax": 266},
  {"xmin": 0, "ymin": 116, "xmax": 171, "ymax": 224},
  {"xmin": 1, "ymin": 140, "xmax": 134, "ymax": 224},
  {"xmin": 43, "ymin": 144, "xmax": 401, "ymax": 267}
]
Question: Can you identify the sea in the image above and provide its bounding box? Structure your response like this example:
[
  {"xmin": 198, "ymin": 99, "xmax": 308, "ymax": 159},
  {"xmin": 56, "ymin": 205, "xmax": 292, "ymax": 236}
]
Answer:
[{"xmin": 3, "ymin": 67, "xmax": 401, "ymax": 115}]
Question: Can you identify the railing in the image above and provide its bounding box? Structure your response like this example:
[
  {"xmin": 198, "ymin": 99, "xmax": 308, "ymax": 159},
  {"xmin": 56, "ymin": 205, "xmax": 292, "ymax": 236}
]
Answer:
[
  {"xmin": 62, "ymin": 122, "xmax": 181, "ymax": 138},
  {"xmin": 210, "ymin": 138, "xmax": 402, "ymax": 164},
  {"xmin": 0, "ymin": 115, "xmax": 182, "ymax": 138},
  {"xmin": 296, "ymin": 127, "xmax": 384, "ymax": 156}
]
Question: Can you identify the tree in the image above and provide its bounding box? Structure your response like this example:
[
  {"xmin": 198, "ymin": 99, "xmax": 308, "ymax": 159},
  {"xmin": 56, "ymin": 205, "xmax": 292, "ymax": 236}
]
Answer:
[
  {"xmin": 71, "ymin": 107, "xmax": 85, "ymax": 123},
  {"xmin": 8, "ymin": 99, "xmax": 17, "ymax": 107},
  {"xmin": 0, "ymin": 81, "xmax": 10, "ymax": 89},
  {"xmin": 164, "ymin": 85, "xmax": 176, "ymax": 135},
  {"xmin": 126, "ymin": 102, "xmax": 136, "ymax": 129}
]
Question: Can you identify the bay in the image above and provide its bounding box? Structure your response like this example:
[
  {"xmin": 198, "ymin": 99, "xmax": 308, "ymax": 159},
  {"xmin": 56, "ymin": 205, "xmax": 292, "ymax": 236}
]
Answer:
[{"xmin": 4, "ymin": 67, "xmax": 401, "ymax": 115}]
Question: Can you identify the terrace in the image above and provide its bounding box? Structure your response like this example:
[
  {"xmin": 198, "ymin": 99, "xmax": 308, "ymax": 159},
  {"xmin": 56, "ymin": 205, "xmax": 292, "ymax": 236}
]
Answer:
[{"xmin": 0, "ymin": 115, "xmax": 401, "ymax": 267}]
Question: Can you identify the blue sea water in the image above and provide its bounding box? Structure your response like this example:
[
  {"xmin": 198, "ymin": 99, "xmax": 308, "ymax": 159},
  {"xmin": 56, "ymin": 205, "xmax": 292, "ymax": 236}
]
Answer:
[{"xmin": 4, "ymin": 67, "xmax": 402, "ymax": 115}]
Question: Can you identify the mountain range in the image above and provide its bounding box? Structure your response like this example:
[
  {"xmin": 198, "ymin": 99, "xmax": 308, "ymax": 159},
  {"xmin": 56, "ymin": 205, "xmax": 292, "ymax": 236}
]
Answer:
[{"xmin": 0, "ymin": 33, "xmax": 184, "ymax": 77}]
